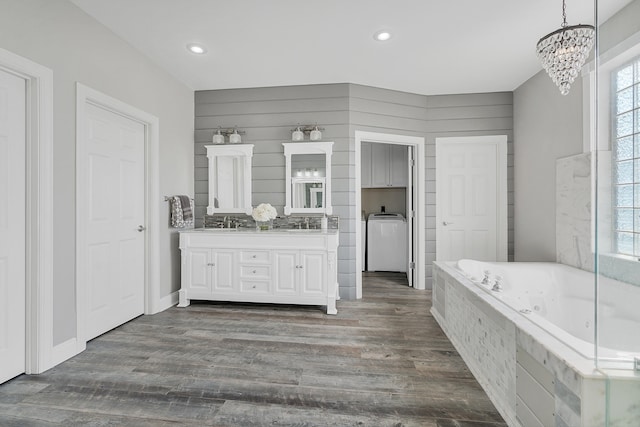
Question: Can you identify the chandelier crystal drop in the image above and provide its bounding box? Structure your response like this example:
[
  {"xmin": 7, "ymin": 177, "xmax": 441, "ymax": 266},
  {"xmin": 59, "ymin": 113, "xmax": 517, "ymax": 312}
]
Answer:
[{"xmin": 536, "ymin": 0, "xmax": 595, "ymax": 96}]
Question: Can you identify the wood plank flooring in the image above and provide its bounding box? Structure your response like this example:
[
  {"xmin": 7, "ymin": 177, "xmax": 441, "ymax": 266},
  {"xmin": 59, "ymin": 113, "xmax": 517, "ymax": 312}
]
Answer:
[{"xmin": 0, "ymin": 272, "xmax": 507, "ymax": 426}]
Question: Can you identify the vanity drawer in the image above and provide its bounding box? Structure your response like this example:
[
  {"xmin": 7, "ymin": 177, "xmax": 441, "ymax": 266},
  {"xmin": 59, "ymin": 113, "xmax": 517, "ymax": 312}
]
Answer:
[
  {"xmin": 240, "ymin": 250, "xmax": 270, "ymax": 264},
  {"xmin": 240, "ymin": 265, "xmax": 271, "ymax": 279},
  {"xmin": 240, "ymin": 280, "xmax": 271, "ymax": 294}
]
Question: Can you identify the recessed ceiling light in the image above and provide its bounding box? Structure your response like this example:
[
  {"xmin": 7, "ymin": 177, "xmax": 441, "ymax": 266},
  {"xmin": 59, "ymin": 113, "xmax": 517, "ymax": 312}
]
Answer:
[
  {"xmin": 373, "ymin": 30, "xmax": 392, "ymax": 41},
  {"xmin": 187, "ymin": 43, "xmax": 207, "ymax": 54}
]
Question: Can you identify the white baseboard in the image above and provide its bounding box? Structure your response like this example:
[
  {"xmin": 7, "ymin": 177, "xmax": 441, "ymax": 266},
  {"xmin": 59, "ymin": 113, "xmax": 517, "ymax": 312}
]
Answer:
[
  {"xmin": 48, "ymin": 337, "xmax": 83, "ymax": 372},
  {"xmin": 150, "ymin": 291, "xmax": 179, "ymax": 314}
]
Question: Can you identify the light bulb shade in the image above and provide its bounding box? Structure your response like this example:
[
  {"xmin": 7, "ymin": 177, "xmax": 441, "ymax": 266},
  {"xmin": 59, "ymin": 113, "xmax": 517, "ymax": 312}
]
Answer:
[
  {"xmin": 310, "ymin": 127, "xmax": 322, "ymax": 141},
  {"xmin": 536, "ymin": 24, "xmax": 595, "ymax": 95},
  {"xmin": 212, "ymin": 130, "xmax": 224, "ymax": 144},
  {"xmin": 229, "ymin": 130, "xmax": 241, "ymax": 144},
  {"xmin": 292, "ymin": 128, "xmax": 304, "ymax": 141}
]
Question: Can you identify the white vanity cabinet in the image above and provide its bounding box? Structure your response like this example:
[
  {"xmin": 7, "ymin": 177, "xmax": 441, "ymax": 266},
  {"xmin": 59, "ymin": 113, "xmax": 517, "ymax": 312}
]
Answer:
[{"xmin": 178, "ymin": 230, "xmax": 339, "ymax": 314}]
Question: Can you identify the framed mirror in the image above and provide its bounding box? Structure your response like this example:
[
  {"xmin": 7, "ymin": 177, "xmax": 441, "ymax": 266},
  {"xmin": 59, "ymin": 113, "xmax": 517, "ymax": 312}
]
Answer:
[
  {"xmin": 283, "ymin": 142, "xmax": 333, "ymax": 215},
  {"xmin": 206, "ymin": 144, "xmax": 253, "ymax": 215}
]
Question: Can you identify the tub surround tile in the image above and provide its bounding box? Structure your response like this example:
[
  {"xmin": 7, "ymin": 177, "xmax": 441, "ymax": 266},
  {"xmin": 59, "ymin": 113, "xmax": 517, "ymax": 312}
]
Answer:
[
  {"xmin": 554, "ymin": 379, "xmax": 581, "ymax": 427},
  {"xmin": 556, "ymin": 153, "xmax": 593, "ymax": 272},
  {"xmin": 433, "ymin": 263, "xmax": 517, "ymax": 426},
  {"xmin": 581, "ymin": 378, "xmax": 607, "ymax": 427},
  {"xmin": 599, "ymin": 254, "xmax": 640, "ymax": 288},
  {"xmin": 605, "ymin": 375, "xmax": 640, "ymax": 426}
]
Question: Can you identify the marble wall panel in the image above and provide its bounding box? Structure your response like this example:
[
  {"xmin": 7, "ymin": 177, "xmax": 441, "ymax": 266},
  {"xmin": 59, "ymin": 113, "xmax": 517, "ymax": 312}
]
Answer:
[{"xmin": 556, "ymin": 153, "xmax": 593, "ymax": 272}]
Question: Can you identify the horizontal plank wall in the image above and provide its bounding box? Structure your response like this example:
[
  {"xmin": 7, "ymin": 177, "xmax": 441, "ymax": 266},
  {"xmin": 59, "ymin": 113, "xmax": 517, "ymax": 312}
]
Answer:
[
  {"xmin": 194, "ymin": 84, "xmax": 353, "ymax": 296},
  {"xmin": 195, "ymin": 84, "xmax": 514, "ymax": 298},
  {"xmin": 349, "ymin": 84, "xmax": 514, "ymax": 289}
]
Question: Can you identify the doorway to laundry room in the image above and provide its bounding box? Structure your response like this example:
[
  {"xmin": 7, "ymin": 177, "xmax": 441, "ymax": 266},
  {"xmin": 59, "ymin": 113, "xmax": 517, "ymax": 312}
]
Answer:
[{"xmin": 355, "ymin": 131, "xmax": 425, "ymax": 299}]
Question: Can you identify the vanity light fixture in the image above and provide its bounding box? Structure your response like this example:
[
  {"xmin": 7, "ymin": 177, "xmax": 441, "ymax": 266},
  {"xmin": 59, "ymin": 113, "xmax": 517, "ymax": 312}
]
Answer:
[
  {"xmin": 211, "ymin": 127, "xmax": 246, "ymax": 143},
  {"xmin": 187, "ymin": 43, "xmax": 207, "ymax": 54},
  {"xmin": 290, "ymin": 124, "xmax": 325, "ymax": 141},
  {"xmin": 536, "ymin": 0, "xmax": 595, "ymax": 95},
  {"xmin": 373, "ymin": 30, "xmax": 392, "ymax": 41}
]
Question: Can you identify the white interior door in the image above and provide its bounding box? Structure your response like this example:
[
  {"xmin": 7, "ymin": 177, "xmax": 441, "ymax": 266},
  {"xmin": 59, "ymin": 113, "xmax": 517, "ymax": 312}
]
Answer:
[
  {"xmin": 436, "ymin": 136, "xmax": 507, "ymax": 262},
  {"xmin": 406, "ymin": 145, "xmax": 415, "ymax": 287},
  {"xmin": 0, "ymin": 69, "xmax": 26, "ymax": 383},
  {"xmin": 82, "ymin": 103, "xmax": 145, "ymax": 340}
]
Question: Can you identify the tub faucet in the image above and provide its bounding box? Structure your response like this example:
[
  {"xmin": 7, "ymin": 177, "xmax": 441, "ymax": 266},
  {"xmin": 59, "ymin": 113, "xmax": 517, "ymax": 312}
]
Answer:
[
  {"xmin": 481, "ymin": 270, "xmax": 491, "ymax": 285},
  {"xmin": 492, "ymin": 275, "xmax": 503, "ymax": 292}
]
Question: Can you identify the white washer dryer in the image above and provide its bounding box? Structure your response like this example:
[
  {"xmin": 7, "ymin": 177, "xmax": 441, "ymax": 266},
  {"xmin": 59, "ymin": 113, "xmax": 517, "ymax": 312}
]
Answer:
[{"xmin": 367, "ymin": 213, "xmax": 407, "ymax": 272}]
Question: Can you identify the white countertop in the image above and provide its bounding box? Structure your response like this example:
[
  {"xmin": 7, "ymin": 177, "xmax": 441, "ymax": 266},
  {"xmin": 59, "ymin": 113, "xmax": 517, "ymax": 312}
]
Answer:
[{"xmin": 180, "ymin": 227, "xmax": 339, "ymax": 235}]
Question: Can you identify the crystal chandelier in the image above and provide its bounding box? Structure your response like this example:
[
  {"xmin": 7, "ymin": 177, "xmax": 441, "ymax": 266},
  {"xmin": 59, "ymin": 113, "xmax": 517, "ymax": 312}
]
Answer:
[{"xmin": 536, "ymin": 0, "xmax": 595, "ymax": 95}]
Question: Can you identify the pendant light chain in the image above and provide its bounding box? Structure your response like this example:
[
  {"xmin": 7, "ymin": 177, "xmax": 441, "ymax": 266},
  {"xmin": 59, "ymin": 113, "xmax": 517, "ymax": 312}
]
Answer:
[{"xmin": 562, "ymin": 0, "xmax": 568, "ymax": 27}]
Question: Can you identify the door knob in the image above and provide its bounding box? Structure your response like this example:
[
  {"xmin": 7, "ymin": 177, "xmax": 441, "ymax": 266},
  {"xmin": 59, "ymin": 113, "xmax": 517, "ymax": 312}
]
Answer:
[
  {"xmin": 137, "ymin": 225, "xmax": 146, "ymax": 232},
  {"xmin": 442, "ymin": 221, "xmax": 453, "ymax": 226}
]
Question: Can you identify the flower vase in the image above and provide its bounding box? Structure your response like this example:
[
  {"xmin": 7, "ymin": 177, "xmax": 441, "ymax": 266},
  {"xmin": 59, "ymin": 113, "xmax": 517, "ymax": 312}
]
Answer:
[{"xmin": 256, "ymin": 220, "xmax": 272, "ymax": 231}]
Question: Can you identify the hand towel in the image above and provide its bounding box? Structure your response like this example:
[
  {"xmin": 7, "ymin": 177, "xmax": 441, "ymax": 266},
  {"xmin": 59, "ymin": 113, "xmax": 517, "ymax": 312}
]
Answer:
[{"xmin": 170, "ymin": 196, "xmax": 194, "ymax": 228}]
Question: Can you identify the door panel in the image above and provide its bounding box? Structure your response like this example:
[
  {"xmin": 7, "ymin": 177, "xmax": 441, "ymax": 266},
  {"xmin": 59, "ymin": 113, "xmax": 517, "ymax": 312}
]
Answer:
[
  {"xmin": 389, "ymin": 144, "xmax": 407, "ymax": 187},
  {"xmin": 274, "ymin": 251, "xmax": 297, "ymax": 295},
  {"xmin": 188, "ymin": 249, "xmax": 211, "ymax": 291},
  {"xmin": 212, "ymin": 251, "xmax": 236, "ymax": 292},
  {"xmin": 0, "ymin": 70, "xmax": 26, "ymax": 383},
  {"xmin": 370, "ymin": 143, "xmax": 389, "ymax": 187},
  {"xmin": 84, "ymin": 103, "xmax": 145, "ymax": 340},
  {"xmin": 301, "ymin": 252, "xmax": 325, "ymax": 295}
]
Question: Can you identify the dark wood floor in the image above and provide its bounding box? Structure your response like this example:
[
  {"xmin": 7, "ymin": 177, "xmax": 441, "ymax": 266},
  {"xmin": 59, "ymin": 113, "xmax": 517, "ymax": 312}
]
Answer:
[{"xmin": 0, "ymin": 273, "xmax": 506, "ymax": 426}]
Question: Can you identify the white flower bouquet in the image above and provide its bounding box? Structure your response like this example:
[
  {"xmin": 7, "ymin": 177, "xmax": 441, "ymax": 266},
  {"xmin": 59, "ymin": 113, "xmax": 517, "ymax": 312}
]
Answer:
[{"xmin": 252, "ymin": 203, "xmax": 277, "ymax": 224}]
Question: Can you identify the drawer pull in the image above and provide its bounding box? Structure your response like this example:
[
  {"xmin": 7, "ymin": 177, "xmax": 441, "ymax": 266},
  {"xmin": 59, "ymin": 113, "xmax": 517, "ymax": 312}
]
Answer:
[{"xmin": 207, "ymin": 263, "xmax": 215, "ymax": 266}]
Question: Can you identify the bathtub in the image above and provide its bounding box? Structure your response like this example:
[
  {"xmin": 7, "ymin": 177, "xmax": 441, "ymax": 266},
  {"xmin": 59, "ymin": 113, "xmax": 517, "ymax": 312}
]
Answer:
[
  {"xmin": 454, "ymin": 259, "xmax": 640, "ymax": 361},
  {"xmin": 431, "ymin": 260, "xmax": 640, "ymax": 427}
]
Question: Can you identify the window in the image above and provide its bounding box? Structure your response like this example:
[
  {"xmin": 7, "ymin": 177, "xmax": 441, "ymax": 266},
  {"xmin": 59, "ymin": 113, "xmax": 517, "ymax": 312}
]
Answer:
[{"xmin": 612, "ymin": 56, "xmax": 640, "ymax": 256}]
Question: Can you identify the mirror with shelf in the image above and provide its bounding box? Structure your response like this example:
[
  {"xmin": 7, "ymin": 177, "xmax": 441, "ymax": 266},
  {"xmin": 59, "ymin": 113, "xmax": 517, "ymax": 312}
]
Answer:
[
  {"xmin": 206, "ymin": 144, "xmax": 254, "ymax": 215},
  {"xmin": 283, "ymin": 142, "xmax": 333, "ymax": 215}
]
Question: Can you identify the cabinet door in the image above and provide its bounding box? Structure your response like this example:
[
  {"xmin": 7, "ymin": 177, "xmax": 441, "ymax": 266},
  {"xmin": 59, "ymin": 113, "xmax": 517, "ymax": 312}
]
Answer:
[
  {"xmin": 212, "ymin": 250, "xmax": 236, "ymax": 292},
  {"xmin": 389, "ymin": 144, "xmax": 408, "ymax": 187},
  {"xmin": 300, "ymin": 251, "xmax": 326, "ymax": 296},
  {"xmin": 273, "ymin": 251, "xmax": 298, "ymax": 295},
  {"xmin": 370, "ymin": 143, "xmax": 389, "ymax": 187},
  {"xmin": 361, "ymin": 142, "xmax": 372, "ymax": 188},
  {"xmin": 186, "ymin": 248, "xmax": 212, "ymax": 292}
]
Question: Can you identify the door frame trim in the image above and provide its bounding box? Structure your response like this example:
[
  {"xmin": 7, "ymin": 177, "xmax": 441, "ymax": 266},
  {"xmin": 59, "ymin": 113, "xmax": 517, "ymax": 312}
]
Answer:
[
  {"xmin": 355, "ymin": 131, "xmax": 426, "ymax": 298},
  {"xmin": 0, "ymin": 48, "xmax": 54, "ymax": 374},
  {"xmin": 435, "ymin": 135, "xmax": 508, "ymax": 262},
  {"xmin": 75, "ymin": 83, "xmax": 160, "ymax": 349}
]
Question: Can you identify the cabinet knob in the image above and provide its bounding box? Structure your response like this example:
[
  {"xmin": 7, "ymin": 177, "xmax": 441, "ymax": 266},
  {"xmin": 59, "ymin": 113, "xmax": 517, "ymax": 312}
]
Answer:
[
  {"xmin": 207, "ymin": 263, "xmax": 215, "ymax": 266},
  {"xmin": 252, "ymin": 255, "xmax": 257, "ymax": 258},
  {"xmin": 252, "ymin": 285, "xmax": 256, "ymax": 289},
  {"xmin": 252, "ymin": 270, "xmax": 257, "ymax": 274}
]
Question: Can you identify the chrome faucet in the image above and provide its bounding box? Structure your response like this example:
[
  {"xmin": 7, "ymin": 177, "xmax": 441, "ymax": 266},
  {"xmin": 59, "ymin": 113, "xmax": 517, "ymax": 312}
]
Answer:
[
  {"xmin": 491, "ymin": 275, "xmax": 503, "ymax": 292},
  {"xmin": 481, "ymin": 270, "xmax": 491, "ymax": 285}
]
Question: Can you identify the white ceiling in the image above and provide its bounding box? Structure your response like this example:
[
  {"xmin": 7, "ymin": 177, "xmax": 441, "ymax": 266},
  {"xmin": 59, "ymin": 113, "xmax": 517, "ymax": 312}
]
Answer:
[{"xmin": 70, "ymin": 0, "xmax": 631, "ymax": 96}]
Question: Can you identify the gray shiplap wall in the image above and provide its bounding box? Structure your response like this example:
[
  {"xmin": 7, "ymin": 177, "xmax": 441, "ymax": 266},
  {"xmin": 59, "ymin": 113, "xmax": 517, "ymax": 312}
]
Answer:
[
  {"xmin": 349, "ymin": 85, "xmax": 514, "ymax": 291},
  {"xmin": 195, "ymin": 84, "xmax": 513, "ymax": 298}
]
